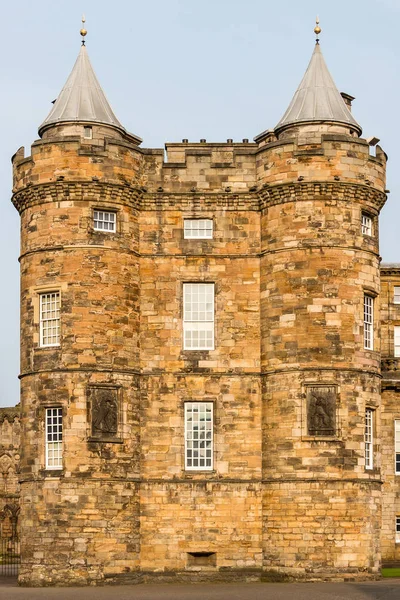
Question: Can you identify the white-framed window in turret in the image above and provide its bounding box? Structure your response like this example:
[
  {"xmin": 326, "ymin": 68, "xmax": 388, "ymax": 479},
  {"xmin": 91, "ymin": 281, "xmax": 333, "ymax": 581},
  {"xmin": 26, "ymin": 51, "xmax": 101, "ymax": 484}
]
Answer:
[
  {"xmin": 396, "ymin": 517, "xmax": 400, "ymax": 543},
  {"xmin": 184, "ymin": 219, "xmax": 213, "ymax": 239},
  {"xmin": 364, "ymin": 295, "xmax": 374, "ymax": 350},
  {"xmin": 365, "ymin": 408, "xmax": 374, "ymax": 470},
  {"xmin": 184, "ymin": 402, "xmax": 213, "ymax": 470},
  {"xmin": 395, "ymin": 327, "xmax": 400, "ymax": 357},
  {"xmin": 45, "ymin": 407, "xmax": 63, "ymax": 470},
  {"xmin": 93, "ymin": 210, "xmax": 116, "ymax": 233},
  {"xmin": 40, "ymin": 292, "xmax": 60, "ymax": 347},
  {"xmin": 361, "ymin": 213, "xmax": 372, "ymax": 236},
  {"xmin": 183, "ymin": 283, "xmax": 214, "ymax": 350},
  {"xmin": 395, "ymin": 421, "xmax": 400, "ymax": 475},
  {"xmin": 394, "ymin": 287, "xmax": 400, "ymax": 304}
]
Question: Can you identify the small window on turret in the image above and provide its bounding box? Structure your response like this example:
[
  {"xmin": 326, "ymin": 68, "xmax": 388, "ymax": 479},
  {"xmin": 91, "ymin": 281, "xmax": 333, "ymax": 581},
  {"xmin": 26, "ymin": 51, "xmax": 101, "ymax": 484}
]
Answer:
[
  {"xmin": 93, "ymin": 210, "xmax": 116, "ymax": 233},
  {"xmin": 84, "ymin": 126, "xmax": 93, "ymax": 139},
  {"xmin": 361, "ymin": 213, "xmax": 372, "ymax": 236}
]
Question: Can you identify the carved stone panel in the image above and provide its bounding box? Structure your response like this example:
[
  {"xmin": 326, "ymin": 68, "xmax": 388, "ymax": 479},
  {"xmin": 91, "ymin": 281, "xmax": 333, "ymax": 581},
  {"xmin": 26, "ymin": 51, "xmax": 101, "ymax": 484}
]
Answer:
[
  {"xmin": 307, "ymin": 385, "xmax": 336, "ymax": 436},
  {"xmin": 88, "ymin": 386, "xmax": 120, "ymax": 441}
]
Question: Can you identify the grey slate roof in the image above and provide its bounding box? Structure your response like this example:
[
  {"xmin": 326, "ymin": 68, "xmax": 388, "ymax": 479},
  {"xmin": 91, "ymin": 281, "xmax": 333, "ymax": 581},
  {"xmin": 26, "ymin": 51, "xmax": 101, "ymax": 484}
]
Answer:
[
  {"xmin": 39, "ymin": 44, "xmax": 125, "ymax": 136},
  {"xmin": 275, "ymin": 43, "xmax": 362, "ymax": 135}
]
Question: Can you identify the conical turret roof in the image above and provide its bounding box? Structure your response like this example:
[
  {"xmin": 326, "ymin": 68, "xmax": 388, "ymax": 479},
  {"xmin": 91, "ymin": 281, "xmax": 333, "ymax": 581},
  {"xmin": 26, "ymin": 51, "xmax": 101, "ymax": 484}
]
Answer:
[
  {"xmin": 275, "ymin": 43, "xmax": 362, "ymax": 135},
  {"xmin": 39, "ymin": 44, "xmax": 126, "ymax": 136}
]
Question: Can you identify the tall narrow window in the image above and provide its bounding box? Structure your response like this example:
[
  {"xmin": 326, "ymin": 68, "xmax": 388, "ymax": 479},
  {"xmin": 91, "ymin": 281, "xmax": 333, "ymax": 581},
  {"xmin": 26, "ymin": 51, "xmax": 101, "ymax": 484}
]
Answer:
[
  {"xmin": 364, "ymin": 295, "xmax": 374, "ymax": 350},
  {"xmin": 365, "ymin": 408, "xmax": 374, "ymax": 470},
  {"xmin": 394, "ymin": 287, "xmax": 400, "ymax": 304},
  {"xmin": 397, "ymin": 517, "xmax": 400, "ymax": 543},
  {"xmin": 395, "ymin": 327, "xmax": 400, "ymax": 358},
  {"xmin": 184, "ymin": 219, "xmax": 213, "ymax": 239},
  {"xmin": 185, "ymin": 402, "xmax": 213, "ymax": 470},
  {"xmin": 93, "ymin": 210, "xmax": 116, "ymax": 232},
  {"xmin": 395, "ymin": 421, "xmax": 400, "ymax": 475},
  {"xmin": 361, "ymin": 213, "xmax": 372, "ymax": 236},
  {"xmin": 40, "ymin": 292, "xmax": 60, "ymax": 347},
  {"xmin": 183, "ymin": 283, "xmax": 214, "ymax": 350},
  {"xmin": 45, "ymin": 407, "xmax": 63, "ymax": 470}
]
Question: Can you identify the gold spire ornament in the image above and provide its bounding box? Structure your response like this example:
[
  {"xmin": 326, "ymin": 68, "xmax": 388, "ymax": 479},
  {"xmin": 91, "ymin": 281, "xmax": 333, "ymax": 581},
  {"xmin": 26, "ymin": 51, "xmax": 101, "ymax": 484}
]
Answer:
[
  {"xmin": 314, "ymin": 16, "xmax": 321, "ymax": 44},
  {"xmin": 80, "ymin": 14, "xmax": 87, "ymax": 45}
]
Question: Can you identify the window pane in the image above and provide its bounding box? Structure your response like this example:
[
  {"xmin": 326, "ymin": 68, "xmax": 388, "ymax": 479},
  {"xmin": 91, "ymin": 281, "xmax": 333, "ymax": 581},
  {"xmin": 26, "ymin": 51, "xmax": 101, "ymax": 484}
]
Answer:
[
  {"xmin": 184, "ymin": 219, "xmax": 213, "ymax": 239},
  {"xmin": 40, "ymin": 293, "xmax": 60, "ymax": 347},
  {"xmin": 365, "ymin": 409, "xmax": 373, "ymax": 470},
  {"xmin": 93, "ymin": 210, "xmax": 116, "ymax": 232},
  {"xmin": 396, "ymin": 421, "xmax": 400, "ymax": 474},
  {"xmin": 45, "ymin": 407, "xmax": 63, "ymax": 469},
  {"xmin": 394, "ymin": 287, "xmax": 400, "ymax": 304},
  {"xmin": 183, "ymin": 284, "xmax": 214, "ymax": 350},
  {"xmin": 185, "ymin": 402, "xmax": 213, "ymax": 470},
  {"xmin": 395, "ymin": 327, "xmax": 400, "ymax": 358},
  {"xmin": 361, "ymin": 214, "xmax": 372, "ymax": 236},
  {"xmin": 364, "ymin": 296, "xmax": 373, "ymax": 350}
]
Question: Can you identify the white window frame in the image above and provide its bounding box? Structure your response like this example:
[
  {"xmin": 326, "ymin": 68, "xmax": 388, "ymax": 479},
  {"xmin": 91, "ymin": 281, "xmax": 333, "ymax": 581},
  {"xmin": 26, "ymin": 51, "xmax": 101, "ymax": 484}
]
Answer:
[
  {"xmin": 361, "ymin": 213, "xmax": 372, "ymax": 236},
  {"xmin": 396, "ymin": 517, "xmax": 400, "ymax": 543},
  {"xmin": 395, "ymin": 421, "xmax": 400, "ymax": 475},
  {"xmin": 45, "ymin": 407, "xmax": 63, "ymax": 470},
  {"xmin": 394, "ymin": 287, "xmax": 400, "ymax": 305},
  {"xmin": 365, "ymin": 408, "xmax": 374, "ymax": 470},
  {"xmin": 395, "ymin": 327, "xmax": 400, "ymax": 358},
  {"xmin": 184, "ymin": 219, "xmax": 213, "ymax": 239},
  {"xmin": 39, "ymin": 292, "xmax": 60, "ymax": 347},
  {"xmin": 184, "ymin": 402, "xmax": 213, "ymax": 471},
  {"xmin": 83, "ymin": 126, "xmax": 93, "ymax": 139},
  {"xmin": 364, "ymin": 295, "xmax": 374, "ymax": 350},
  {"xmin": 183, "ymin": 283, "xmax": 214, "ymax": 350},
  {"xmin": 93, "ymin": 210, "xmax": 116, "ymax": 233}
]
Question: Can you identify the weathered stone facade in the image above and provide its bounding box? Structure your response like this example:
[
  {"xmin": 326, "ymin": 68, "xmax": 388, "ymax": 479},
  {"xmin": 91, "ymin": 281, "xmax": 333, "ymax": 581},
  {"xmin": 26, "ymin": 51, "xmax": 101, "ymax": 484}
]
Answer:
[
  {"xmin": 0, "ymin": 407, "xmax": 20, "ymax": 540},
  {"xmin": 8, "ymin": 34, "xmax": 400, "ymax": 586},
  {"xmin": 380, "ymin": 265, "xmax": 400, "ymax": 566}
]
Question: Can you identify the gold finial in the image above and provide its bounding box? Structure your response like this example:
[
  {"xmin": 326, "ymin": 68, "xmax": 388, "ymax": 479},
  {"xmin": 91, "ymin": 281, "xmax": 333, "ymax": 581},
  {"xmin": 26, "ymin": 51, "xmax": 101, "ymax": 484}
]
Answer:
[
  {"xmin": 80, "ymin": 14, "xmax": 87, "ymax": 45},
  {"xmin": 314, "ymin": 16, "xmax": 321, "ymax": 44}
]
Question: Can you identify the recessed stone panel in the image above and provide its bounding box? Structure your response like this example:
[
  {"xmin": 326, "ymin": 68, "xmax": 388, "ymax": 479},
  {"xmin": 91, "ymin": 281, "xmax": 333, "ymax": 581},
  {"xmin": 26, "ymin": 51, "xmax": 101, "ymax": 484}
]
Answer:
[
  {"xmin": 307, "ymin": 385, "xmax": 336, "ymax": 437},
  {"xmin": 87, "ymin": 386, "xmax": 120, "ymax": 441}
]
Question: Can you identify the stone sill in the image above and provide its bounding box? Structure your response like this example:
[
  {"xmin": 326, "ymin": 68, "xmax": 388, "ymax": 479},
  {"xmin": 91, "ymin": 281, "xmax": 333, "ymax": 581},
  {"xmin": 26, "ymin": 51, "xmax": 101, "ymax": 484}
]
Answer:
[
  {"xmin": 87, "ymin": 436, "xmax": 123, "ymax": 444},
  {"xmin": 302, "ymin": 436, "xmax": 341, "ymax": 442}
]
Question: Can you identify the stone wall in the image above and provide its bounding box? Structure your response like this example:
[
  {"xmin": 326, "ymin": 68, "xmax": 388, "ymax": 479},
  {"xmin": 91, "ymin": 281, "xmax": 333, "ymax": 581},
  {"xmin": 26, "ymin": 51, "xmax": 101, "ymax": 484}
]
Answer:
[
  {"xmin": 11, "ymin": 122, "xmax": 395, "ymax": 585},
  {"xmin": 380, "ymin": 266, "xmax": 400, "ymax": 565},
  {"xmin": 0, "ymin": 406, "xmax": 20, "ymax": 539}
]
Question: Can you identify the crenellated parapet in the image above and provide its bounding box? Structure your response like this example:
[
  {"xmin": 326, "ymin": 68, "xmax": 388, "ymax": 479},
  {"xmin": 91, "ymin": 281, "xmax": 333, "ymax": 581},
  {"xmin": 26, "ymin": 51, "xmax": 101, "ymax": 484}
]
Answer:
[{"xmin": 256, "ymin": 134, "xmax": 387, "ymax": 191}]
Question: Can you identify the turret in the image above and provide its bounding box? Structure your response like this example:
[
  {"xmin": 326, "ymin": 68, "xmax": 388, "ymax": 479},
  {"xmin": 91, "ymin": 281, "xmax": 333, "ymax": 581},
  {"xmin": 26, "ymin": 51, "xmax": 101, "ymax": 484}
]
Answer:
[
  {"xmin": 258, "ymin": 21, "xmax": 387, "ymax": 579},
  {"xmin": 13, "ymin": 23, "xmax": 142, "ymax": 585}
]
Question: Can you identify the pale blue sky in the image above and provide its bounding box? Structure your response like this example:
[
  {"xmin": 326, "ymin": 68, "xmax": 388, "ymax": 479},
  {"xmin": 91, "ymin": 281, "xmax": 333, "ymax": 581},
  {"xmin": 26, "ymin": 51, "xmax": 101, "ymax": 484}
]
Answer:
[{"xmin": 1, "ymin": 0, "xmax": 399, "ymax": 407}]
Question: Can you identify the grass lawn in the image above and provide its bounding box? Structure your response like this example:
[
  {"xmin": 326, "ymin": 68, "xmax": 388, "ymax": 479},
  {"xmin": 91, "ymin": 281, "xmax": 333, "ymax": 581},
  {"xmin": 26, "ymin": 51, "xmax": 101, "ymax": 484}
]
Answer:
[{"xmin": 382, "ymin": 568, "xmax": 400, "ymax": 577}]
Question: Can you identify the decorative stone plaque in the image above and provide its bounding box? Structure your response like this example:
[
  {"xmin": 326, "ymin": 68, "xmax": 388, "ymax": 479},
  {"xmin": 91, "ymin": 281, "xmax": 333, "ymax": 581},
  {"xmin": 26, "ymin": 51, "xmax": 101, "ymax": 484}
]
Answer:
[
  {"xmin": 88, "ymin": 386, "xmax": 119, "ymax": 440},
  {"xmin": 307, "ymin": 386, "xmax": 336, "ymax": 436}
]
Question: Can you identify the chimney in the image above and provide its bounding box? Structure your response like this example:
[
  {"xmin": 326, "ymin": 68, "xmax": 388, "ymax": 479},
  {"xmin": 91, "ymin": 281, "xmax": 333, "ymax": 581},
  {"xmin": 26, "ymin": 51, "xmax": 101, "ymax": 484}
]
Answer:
[{"xmin": 340, "ymin": 92, "xmax": 355, "ymax": 112}]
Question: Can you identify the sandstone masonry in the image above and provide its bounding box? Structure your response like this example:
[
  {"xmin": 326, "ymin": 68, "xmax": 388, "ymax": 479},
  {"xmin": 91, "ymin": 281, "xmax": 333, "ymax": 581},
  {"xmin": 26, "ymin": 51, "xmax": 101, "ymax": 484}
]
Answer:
[{"xmin": 7, "ymin": 34, "xmax": 400, "ymax": 585}]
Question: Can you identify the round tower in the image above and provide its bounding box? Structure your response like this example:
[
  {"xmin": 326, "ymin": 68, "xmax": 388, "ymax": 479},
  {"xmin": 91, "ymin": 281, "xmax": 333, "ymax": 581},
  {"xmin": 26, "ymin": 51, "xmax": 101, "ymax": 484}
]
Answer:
[
  {"xmin": 12, "ymin": 29, "xmax": 143, "ymax": 585},
  {"xmin": 258, "ymin": 29, "xmax": 387, "ymax": 579}
]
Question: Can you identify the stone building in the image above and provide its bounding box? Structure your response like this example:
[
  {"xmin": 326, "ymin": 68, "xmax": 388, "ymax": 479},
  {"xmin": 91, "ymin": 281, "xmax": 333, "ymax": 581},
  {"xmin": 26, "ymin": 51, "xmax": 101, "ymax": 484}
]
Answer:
[
  {"xmin": 0, "ymin": 406, "xmax": 21, "ymax": 539},
  {"xmin": 9, "ymin": 22, "xmax": 400, "ymax": 585}
]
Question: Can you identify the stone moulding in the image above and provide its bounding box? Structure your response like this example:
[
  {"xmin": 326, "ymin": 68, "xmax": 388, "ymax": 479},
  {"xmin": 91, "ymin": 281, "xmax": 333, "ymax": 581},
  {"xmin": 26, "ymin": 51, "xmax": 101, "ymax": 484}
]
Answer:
[
  {"xmin": 11, "ymin": 181, "xmax": 143, "ymax": 214},
  {"xmin": 141, "ymin": 193, "xmax": 260, "ymax": 211},
  {"xmin": 12, "ymin": 179, "xmax": 386, "ymax": 215},
  {"xmin": 259, "ymin": 181, "xmax": 387, "ymax": 211}
]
